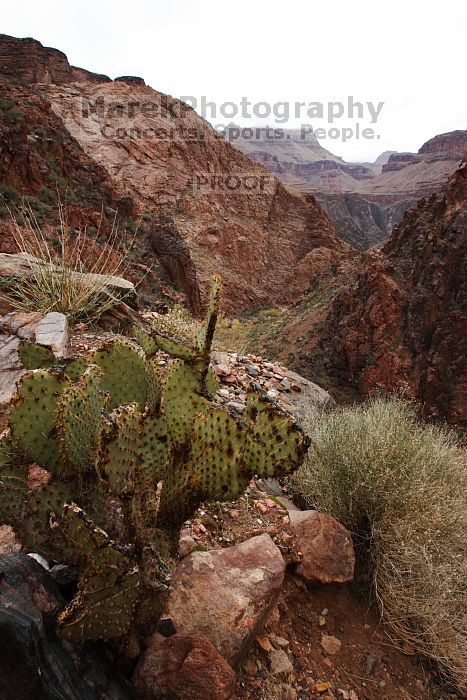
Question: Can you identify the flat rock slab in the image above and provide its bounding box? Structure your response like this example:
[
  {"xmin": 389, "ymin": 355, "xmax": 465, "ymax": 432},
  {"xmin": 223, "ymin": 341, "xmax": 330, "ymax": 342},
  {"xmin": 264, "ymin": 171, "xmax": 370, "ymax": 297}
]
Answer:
[
  {"xmin": 289, "ymin": 510, "xmax": 355, "ymax": 584},
  {"xmin": 0, "ymin": 311, "xmax": 70, "ymax": 403},
  {"xmin": 165, "ymin": 533, "xmax": 285, "ymax": 666},
  {"xmin": 133, "ymin": 634, "xmax": 236, "ymax": 700},
  {"xmin": 0, "ymin": 252, "xmax": 135, "ymax": 299}
]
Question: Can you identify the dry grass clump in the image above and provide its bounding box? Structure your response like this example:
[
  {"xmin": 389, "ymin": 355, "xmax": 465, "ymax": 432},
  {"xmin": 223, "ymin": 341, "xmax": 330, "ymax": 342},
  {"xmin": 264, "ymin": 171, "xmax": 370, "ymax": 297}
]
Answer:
[
  {"xmin": 289, "ymin": 395, "xmax": 466, "ymax": 690},
  {"xmin": 2, "ymin": 201, "xmax": 134, "ymax": 323}
]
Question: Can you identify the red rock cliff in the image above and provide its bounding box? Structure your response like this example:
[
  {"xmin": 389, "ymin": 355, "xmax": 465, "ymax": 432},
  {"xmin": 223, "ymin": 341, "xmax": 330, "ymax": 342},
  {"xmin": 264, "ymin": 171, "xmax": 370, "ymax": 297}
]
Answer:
[
  {"xmin": 303, "ymin": 162, "xmax": 467, "ymax": 426},
  {"xmin": 0, "ymin": 34, "xmax": 350, "ymax": 313},
  {"xmin": 418, "ymin": 130, "xmax": 467, "ymax": 159},
  {"xmin": 0, "ymin": 34, "xmax": 110, "ymax": 85}
]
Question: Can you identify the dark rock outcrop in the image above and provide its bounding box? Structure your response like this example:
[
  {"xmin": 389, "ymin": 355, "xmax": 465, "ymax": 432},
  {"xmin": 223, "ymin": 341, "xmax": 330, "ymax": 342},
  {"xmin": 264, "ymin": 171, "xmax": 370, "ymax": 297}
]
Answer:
[
  {"xmin": 0, "ymin": 554, "xmax": 135, "ymax": 700},
  {"xmin": 0, "ymin": 34, "xmax": 110, "ymax": 85},
  {"xmin": 314, "ymin": 191, "xmax": 411, "ymax": 251},
  {"xmin": 114, "ymin": 76, "xmax": 146, "ymax": 87}
]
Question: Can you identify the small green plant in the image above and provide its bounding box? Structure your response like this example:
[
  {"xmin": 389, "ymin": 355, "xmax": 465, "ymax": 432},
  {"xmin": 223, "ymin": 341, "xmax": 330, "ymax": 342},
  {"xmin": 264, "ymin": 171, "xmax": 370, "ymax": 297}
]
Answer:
[
  {"xmin": 0, "ymin": 184, "xmax": 20, "ymax": 218},
  {"xmin": 0, "ymin": 97, "xmax": 23, "ymax": 123},
  {"xmin": 289, "ymin": 395, "xmax": 466, "ymax": 691},
  {"xmin": 0, "ymin": 278, "xmax": 310, "ymax": 642},
  {"xmin": 0, "ymin": 183, "xmax": 20, "ymax": 202}
]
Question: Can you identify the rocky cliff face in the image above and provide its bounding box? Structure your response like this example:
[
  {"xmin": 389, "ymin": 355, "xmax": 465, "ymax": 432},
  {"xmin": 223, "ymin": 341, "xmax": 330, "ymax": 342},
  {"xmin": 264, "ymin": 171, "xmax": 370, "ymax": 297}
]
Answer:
[
  {"xmin": 311, "ymin": 191, "xmax": 411, "ymax": 251},
  {"xmin": 232, "ymin": 123, "xmax": 466, "ymax": 251},
  {"xmin": 281, "ymin": 163, "xmax": 467, "ymax": 426},
  {"xmin": 228, "ymin": 126, "xmax": 342, "ymax": 168},
  {"xmin": 0, "ymin": 34, "xmax": 349, "ymax": 313},
  {"xmin": 0, "ymin": 34, "xmax": 111, "ymax": 85},
  {"xmin": 418, "ymin": 130, "xmax": 467, "ymax": 158}
]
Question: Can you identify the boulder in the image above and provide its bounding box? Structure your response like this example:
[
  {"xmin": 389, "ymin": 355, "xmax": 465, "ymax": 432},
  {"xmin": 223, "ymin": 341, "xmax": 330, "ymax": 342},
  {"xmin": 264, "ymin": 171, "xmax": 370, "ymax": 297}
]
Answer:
[
  {"xmin": 165, "ymin": 534, "xmax": 285, "ymax": 666},
  {"xmin": 0, "ymin": 333, "xmax": 25, "ymax": 404},
  {"xmin": 289, "ymin": 510, "xmax": 355, "ymax": 584},
  {"xmin": 269, "ymin": 648, "xmax": 294, "ymax": 675},
  {"xmin": 34, "ymin": 312, "xmax": 69, "ymax": 357},
  {"xmin": 0, "ymin": 554, "xmax": 135, "ymax": 699},
  {"xmin": 133, "ymin": 634, "xmax": 235, "ymax": 700}
]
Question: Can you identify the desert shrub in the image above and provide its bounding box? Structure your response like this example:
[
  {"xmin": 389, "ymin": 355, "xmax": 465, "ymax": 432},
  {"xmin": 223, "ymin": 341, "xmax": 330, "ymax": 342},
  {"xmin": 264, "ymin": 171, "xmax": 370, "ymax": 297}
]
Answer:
[
  {"xmin": 289, "ymin": 395, "xmax": 466, "ymax": 690},
  {"xmin": 0, "ymin": 183, "xmax": 20, "ymax": 202},
  {"xmin": 0, "ymin": 183, "xmax": 21, "ymax": 218},
  {"xmin": 1, "ymin": 200, "xmax": 134, "ymax": 323},
  {"xmin": 0, "ymin": 97, "xmax": 23, "ymax": 123},
  {"xmin": 148, "ymin": 305, "xmax": 202, "ymax": 345}
]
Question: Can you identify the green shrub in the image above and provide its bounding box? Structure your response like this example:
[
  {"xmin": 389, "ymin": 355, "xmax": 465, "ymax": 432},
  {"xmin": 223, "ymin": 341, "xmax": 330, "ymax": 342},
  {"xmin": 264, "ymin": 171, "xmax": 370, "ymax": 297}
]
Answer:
[
  {"xmin": 37, "ymin": 187, "xmax": 56, "ymax": 205},
  {"xmin": 289, "ymin": 395, "xmax": 466, "ymax": 690},
  {"xmin": 0, "ymin": 183, "xmax": 21, "ymax": 218},
  {"xmin": 0, "ymin": 97, "xmax": 23, "ymax": 123},
  {"xmin": 0, "ymin": 182, "xmax": 20, "ymax": 203}
]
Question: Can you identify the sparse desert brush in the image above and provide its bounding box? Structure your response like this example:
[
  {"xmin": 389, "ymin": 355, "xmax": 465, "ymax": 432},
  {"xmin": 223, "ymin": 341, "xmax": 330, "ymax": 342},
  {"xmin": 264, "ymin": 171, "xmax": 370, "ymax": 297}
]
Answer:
[
  {"xmin": 147, "ymin": 304, "xmax": 202, "ymax": 346},
  {"xmin": 2, "ymin": 199, "xmax": 135, "ymax": 323},
  {"xmin": 289, "ymin": 395, "xmax": 467, "ymax": 690},
  {"xmin": 214, "ymin": 315, "xmax": 251, "ymax": 354}
]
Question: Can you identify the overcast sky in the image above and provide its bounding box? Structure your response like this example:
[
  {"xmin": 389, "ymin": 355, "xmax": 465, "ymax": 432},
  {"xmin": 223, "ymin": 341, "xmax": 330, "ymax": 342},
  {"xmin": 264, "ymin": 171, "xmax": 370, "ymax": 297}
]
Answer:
[{"xmin": 2, "ymin": 0, "xmax": 466, "ymax": 161}]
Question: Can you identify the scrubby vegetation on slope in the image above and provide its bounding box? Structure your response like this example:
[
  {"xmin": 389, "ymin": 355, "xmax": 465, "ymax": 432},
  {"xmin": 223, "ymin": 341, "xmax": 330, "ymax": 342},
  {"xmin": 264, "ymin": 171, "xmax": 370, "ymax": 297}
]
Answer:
[{"xmin": 290, "ymin": 395, "xmax": 467, "ymax": 690}]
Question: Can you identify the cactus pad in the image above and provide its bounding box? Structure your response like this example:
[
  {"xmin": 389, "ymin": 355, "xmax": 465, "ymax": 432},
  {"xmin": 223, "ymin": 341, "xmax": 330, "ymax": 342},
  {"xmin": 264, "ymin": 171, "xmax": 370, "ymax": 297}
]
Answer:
[
  {"xmin": 139, "ymin": 414, "xmax": 169, "ymax": 484},
  {"xmin": 64, "ymin": 357, "xmax": 88, "ymax": 382},
  {"xmin": 244, "ymin": 393, "xmax": 310, "ymax": 477},
  {"xmin": 132, "ymin": 327, "xmax": 158, "ymax": 355},
  {"xmin": 56, "ymin": 366, "xmax": 104, "ymax": 473},
  {"xmin": 26, "ymin": 481, "xmax": 75, "ymax": 561},
  {"xmin": 145, "ymin": 356, "xmax": 162, "ymax": 414},
  {"xmin": 58, "ymin": 504, "xmax": 140, "ymax": 640},
  {"xmin": 0, "ymin": 440, "xmax": 27, "ymax": 525},
  {"xmin": 153, "ymin": 333, "xmax": 198, "ymax": 361},
  {"xmin": 191, "ymin": 408, "xmax": 247, "ymax": 500},
  {"xmin": 98, "ymin": 404, "xmax": 142, "ymax": 495},
  {"xmin": 91, "ymin": 339, "xmax": 148, "ymax": 410},
  {"xmin": 164, "ymin": 360, "xmax": 209, "ymax": 444},
  {"xmin": 197, "ymin": 275, "xmax": 221, "ymax": 354},
  {"xmin": 9, "ymin": 369, "xmax": 68, "ymax": 473},
  {"xmin": 18, "ymin": 341, "xmax": 55, "ymax": 370}
]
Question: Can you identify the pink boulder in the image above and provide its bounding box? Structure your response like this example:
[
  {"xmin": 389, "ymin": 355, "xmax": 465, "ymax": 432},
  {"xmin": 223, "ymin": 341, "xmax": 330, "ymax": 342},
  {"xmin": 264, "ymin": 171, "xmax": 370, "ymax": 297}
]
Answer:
[
  {"xmin": 289, "ymin": 510, "xmax": 355, "ymax": 584},
  {"xmin": 132, "ymin": 634, "xmax": 236, "ymax": 700}
]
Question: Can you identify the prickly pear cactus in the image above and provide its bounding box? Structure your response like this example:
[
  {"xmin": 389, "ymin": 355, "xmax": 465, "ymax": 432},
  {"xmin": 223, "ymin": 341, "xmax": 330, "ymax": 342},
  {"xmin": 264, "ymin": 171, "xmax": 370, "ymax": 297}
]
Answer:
[
  {"xmin": 0, "ymin": 276, "xmax": 310, "ymax": 642},
  {"xmin": 0, "ymin": 439, "xmax": 27, "ymax": 525},
  {"xmin": 9, "ymin": 368, "xmax": 69, "ymax": 473},
  {"xmin": 18, "ymin": 340, "xmax": 55, "ymax": 370}
]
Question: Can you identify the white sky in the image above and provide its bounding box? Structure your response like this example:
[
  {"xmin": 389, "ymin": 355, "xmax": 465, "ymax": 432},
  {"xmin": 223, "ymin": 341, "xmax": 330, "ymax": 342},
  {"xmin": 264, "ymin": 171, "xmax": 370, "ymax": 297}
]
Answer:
[{"xmin": 1, "ymin": 0, "xmax": 466, "ymax": 161}]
